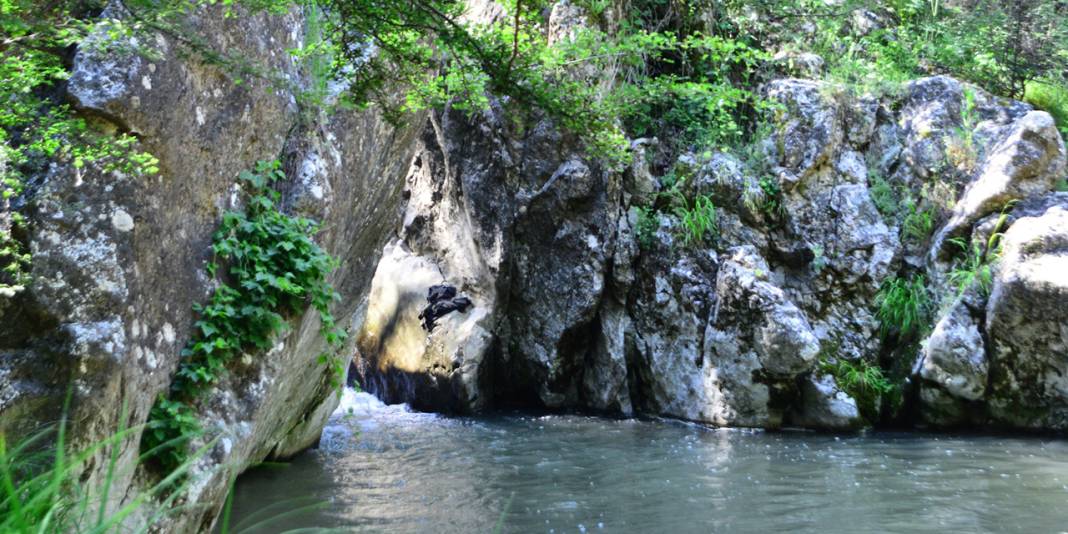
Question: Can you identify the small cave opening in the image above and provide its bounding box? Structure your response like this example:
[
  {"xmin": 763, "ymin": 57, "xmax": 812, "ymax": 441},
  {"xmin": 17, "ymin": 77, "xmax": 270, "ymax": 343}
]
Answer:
[{"xmin": 482, "ymin": 336, "xmax": 553, "ymax": 412}]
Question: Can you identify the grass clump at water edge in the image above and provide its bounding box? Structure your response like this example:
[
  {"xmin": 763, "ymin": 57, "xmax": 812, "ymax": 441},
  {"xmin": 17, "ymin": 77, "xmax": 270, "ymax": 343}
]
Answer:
[
  {"xmin": 818, "ymin": 350, "xmax": 899, "ymax": 425},
  {"xmin": 1, "ymin": 407, "xmax": 327, "ymax": 532},
  {"xmin": 0, "ymin": 402, "xmax": 216, "ymax": 533}
]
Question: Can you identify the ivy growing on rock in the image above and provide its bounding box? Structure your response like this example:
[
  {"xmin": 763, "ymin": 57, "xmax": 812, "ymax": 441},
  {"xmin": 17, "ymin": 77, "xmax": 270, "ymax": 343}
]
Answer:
[{"xmin": 141, "ymin": 160, "xmax": 346, "ymax": 473}]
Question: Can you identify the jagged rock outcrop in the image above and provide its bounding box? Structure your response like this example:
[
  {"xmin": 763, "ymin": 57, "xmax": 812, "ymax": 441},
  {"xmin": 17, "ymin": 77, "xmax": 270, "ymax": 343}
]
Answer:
[
  {"xmin": 354, "ymin": 240, "xmax": 491, "ymax": 412},
  {"xmin": 0, "ymin": 5, "xmax": 420, "ymax": 531},
  {"xmin": 354, "ymin": 68, "xmax": 1068, "ymax": 434},
  {"xmin": 932, "ymin": 111, "xmax": 1066, "ymax": 259},
  {"xmin": 921, "ymin": 295, "xmax": 988, "ymax": 402},
  {"xmin": 353, "ymin": 99, "xmax": 622, "ymax": 411},
  {"xmin": 907, "ymin": 89, "xmax": 1067, "ymax": 430},
  {"xmin": 917, "ymin": 198, "xmax": 1068, "ymax": 429}
]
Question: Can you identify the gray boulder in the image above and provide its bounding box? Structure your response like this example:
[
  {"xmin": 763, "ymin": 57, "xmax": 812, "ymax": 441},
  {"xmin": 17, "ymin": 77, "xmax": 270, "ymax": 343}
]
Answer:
[
  {"xmin": 771, "ymin": 50, "xmax": 825, "ymax": 79},
  {"xmin": 984, "ymin": 198, "xmax": 1068, "ymax": 429},
  {"xmin": 920, "ymin": 296, "xmax": 988, "ymax": 402},
  {"xmin": 933, "ymin": 111, "xmax": 1066, "ymax": 259},
  {"xmin": 790, "ymin": 373, "xmax": 863, "ymax": 431},
  {"xmin": 766, "ymin": 79, "xmax": 844, "ymax": 184},
  {"xmin": 0, "ymin": 6, "xmax": 420, "ymax": 531}
]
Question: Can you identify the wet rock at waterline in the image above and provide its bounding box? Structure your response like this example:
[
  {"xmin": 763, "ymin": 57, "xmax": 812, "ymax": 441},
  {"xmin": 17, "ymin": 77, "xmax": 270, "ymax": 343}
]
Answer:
[
  {"xmin": 917, "ymin": 197, "xmax": 1068, "ymax": 429},
  {"xmin": 354, "ymin": 241, "xmax": 492, "ymax": 412},
  {"xmin": 790, "ymin": 373, "xmax": 864, "ymax": 431},
  {"xmin": 920, "ymin": 296, "xmax": 988, "ymax": 402},
  {"xmin": 984, "ymin": 197, "xmax": 1068, "ymax": 428}
]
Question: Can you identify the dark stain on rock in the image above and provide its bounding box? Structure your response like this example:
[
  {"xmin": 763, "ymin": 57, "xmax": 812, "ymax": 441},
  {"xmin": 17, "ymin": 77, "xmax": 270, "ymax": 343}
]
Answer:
[{"xmin": 418, "ymin": 284, "xmax": 472, "ymax": 332}]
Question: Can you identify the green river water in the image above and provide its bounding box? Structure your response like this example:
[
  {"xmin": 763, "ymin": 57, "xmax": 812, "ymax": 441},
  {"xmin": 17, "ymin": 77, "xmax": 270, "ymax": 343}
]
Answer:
[{"xmin": 227, "ymin": 390, "xmax": 1068, "ymax": 533}]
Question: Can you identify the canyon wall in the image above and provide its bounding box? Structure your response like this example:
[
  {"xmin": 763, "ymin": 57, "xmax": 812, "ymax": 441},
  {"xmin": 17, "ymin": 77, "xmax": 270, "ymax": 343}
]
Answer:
[
  {"xmin": 2, "ymin": 2, "xmax": 1068, "ymax": 532},
  {"xmin": 0, "ymin": 5, "xmax": 421, "ymax": 531},
  {"xmin": 354, "ymin": 67, "xmax": 1068, "ymax": 432}
]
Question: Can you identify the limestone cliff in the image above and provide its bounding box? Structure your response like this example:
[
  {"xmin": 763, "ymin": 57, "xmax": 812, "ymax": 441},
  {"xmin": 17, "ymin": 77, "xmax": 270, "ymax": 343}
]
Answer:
[
  {"xmin": 0, "ymin": 5, "xmax": 420, "ymax": 531},
  {"xmin": 352, "ymin": 72, "xmax": 1068, "ymax": 432}
]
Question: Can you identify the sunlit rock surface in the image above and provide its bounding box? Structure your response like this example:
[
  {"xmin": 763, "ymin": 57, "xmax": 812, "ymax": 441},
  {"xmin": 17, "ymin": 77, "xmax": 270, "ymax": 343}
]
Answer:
[{"xmin": 984, "ymin": 197, "xmax": 1068, "ymax": 428}]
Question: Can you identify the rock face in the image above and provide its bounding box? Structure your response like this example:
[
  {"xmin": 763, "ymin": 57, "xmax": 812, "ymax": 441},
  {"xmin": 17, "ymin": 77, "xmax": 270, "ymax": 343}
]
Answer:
[
  {"xmin": 921, "ymin": 297, "xmax": 988, "ymax": 403},
  {"xmin": 790, "ymin": 374, "xmax": 863, "ymax": 431},
  {"xmin": 932, "ymin": 111, "xmax": 1066, "ymax": 259},
  {"xmin": 917, "ymin": 198, "xmax": 1068, "ymax": 429},
  {"xmin": 354, "ymin": 71, "xmax": 1068, "ymax": 434},
  {"xmin": 983, "ymin": 197, "xmax": 1068, "ymax": 428},
  {"xmin": 354, "ymin": 240, "xmax": 491, "ymax": 412},
  {"xmin": 353, "ymin": 100, "xmax": 621, "ymax": 412},
  {"xmin": 0, "ymin": 6, "xmax": 420, "ymax": 532},
  {"xmin": 901, "ymin": 77, "xmax": 1067, "ymax": 430}
]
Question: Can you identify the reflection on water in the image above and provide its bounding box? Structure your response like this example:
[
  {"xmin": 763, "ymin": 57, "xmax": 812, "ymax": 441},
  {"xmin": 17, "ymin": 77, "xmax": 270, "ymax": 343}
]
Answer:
[{"xmin": 227, "ymin": 389, "xmax": 1068, "ymax": 533}]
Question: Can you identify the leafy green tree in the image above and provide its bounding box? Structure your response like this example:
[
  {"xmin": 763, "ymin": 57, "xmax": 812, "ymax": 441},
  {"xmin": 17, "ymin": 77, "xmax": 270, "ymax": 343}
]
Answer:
[{"xmin": 929, "ymin": 0, "xmax": 1068, "ymax": 98}]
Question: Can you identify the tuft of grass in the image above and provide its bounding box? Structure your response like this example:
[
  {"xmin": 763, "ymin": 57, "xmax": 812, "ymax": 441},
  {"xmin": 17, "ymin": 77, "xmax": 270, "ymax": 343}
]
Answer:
[
  {"xmin": 674, "ymin": 194, "xmax": 717, "ymax": 247},
  {"xmin": 901, "ymin": 196, "xmax": 937, "ymax": 243},
  {"xmin": 1, "ymin": 403, "xmax": 324, "ymax": 533},
  {"xmin": 947, "ymin": 236, "xmax": 997, "ymax": 296},
  {"xmin": 875, "ymin": 274, "xmax": 932, "ymax": 340},
  {"xmin": 819, "ymin": 351, "xmax": 897, "ymax": 425},
  {"xmin": 867, "ymin": 172, "xmax": 940, "ymax": 244},
  {"xmin": 757, "ymin": 176, "xmax": 786, "ymax": 221},
  {"xmin": 0, "ymin": 406, "xmax": 212, "ymax": 533},
  {"xmin": 945, "ymin": 88, "xmax": 979, "ymax": 171},
  {"xmin": 868, "ymin": 171, "xmax": 899, "ymax": 219},
  {"xmin": 946, "ymin": 207, "xmax": 1010, "ymax": 297}
]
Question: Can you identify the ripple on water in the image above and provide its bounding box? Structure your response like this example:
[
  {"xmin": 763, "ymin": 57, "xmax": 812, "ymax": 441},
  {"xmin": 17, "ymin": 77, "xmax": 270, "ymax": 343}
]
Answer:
[{"xmin": 226, "ymin": 390, "xmax": 1068, "ymax": 533}]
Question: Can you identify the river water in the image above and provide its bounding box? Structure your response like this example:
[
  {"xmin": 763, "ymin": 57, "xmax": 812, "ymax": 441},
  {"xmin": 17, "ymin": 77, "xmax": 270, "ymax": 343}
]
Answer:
[{"xmin": 226, "ymin": 389, "xmax": 1068, "ymax": 533}]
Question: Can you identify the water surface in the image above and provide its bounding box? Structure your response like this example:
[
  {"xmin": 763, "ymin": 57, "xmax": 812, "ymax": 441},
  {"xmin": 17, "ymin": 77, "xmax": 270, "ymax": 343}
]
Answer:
[{"xmin": 228, "ymin": 390, "xmax": 1068, "ymax": 533}]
